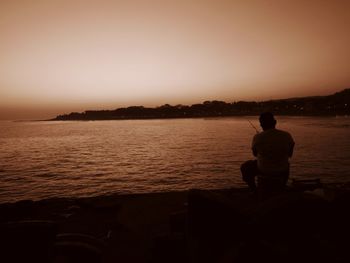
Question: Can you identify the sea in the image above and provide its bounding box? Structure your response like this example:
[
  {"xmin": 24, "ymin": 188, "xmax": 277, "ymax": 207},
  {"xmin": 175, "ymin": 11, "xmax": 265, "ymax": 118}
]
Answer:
[{"xmin": 0, "ymin": 116, "xmax": 350, "ymax": 203}]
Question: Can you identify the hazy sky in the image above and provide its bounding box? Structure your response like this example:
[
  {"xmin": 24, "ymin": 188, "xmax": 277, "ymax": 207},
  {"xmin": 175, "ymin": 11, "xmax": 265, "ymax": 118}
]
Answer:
[{"xmin": 1, "ymin": 0, "xmax": 350, "ymax": 119}]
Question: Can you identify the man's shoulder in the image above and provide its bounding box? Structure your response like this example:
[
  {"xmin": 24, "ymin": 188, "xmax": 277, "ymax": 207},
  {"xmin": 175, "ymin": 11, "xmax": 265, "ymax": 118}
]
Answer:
[
  {"xmin": 275, "ymin": 129, "xmax": 294, "ymax": 141},
  {"xmin": 253, "ymin": 132, "xmax": 263, "ymax": 141},
  {"xmin": 258, "ymin": 129, "xmax": 293, "ymax": 139},
  {"xmin": 275, "ymin": 128, "xmax": 291, "ymax": 135}
]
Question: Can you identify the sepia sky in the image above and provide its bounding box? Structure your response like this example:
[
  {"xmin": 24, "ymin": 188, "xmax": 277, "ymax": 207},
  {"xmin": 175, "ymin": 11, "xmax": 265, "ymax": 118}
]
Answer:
[{"xmin": 1, "ymin": 0, "xmax": 350, "ymax": 119}]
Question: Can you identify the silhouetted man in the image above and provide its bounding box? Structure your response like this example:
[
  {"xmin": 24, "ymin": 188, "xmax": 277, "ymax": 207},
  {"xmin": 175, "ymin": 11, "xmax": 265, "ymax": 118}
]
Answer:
[{"xmin": 241, "ymin": 112, "xmax": 295, "ymax": 194}]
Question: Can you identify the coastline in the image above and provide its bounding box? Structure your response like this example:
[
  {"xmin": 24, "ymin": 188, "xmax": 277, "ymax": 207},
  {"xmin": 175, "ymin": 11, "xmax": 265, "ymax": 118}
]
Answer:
[
  {"xmin": 48, "ymin": 113, "xmax": 350, "ymax": 122},
  {"xmin": 49, "ymin": 89, "xmax": 350, "ymax": 121}
]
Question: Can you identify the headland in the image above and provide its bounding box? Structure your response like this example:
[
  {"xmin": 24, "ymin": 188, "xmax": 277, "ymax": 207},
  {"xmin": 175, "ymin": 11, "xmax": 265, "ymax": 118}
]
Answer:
[{"xmin": 52, "ymin": 89, "xmax": 350, "ymax": 121}]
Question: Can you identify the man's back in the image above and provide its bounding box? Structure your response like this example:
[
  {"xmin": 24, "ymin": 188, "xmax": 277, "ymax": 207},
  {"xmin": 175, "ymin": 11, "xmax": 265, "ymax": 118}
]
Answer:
[{"xmin": 252, "ymin": 128, "xmax": 294, "ymax": 175}]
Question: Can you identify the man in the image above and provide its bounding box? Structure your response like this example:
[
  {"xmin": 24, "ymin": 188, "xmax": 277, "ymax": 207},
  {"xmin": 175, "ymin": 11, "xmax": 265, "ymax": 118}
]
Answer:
[{"xmin": 241, "ymin": 112, "xmax": 295, "ymax": 193}]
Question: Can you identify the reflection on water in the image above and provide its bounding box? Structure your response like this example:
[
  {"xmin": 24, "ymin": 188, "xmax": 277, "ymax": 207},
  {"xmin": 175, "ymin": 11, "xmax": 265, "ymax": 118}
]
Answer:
[{"xmin": 0, "ymin": 116, "xmax": 349, "ymax": 202}]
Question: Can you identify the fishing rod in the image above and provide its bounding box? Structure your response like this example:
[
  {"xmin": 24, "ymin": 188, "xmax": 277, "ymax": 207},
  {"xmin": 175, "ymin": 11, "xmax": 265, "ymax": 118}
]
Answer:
[{"xmin": 247, "ymin": 119, "xmax": 260, "ymax": 134}]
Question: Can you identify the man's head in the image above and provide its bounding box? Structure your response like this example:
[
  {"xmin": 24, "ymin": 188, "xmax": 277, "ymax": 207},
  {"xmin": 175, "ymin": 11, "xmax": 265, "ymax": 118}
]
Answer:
[{"xmin": 259, "ymin": 112, "xmax": 276, "ymax": 130}]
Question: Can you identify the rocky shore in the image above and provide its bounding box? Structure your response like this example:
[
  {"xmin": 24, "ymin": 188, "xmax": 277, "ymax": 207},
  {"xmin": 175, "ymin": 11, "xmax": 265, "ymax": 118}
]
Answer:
[{"xmin": 1, "ymin": 184, "xmax": 350, "ymax": 262}]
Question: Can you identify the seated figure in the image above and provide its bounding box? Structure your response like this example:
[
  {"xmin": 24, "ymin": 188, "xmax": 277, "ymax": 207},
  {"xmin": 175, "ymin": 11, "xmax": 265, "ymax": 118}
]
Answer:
[{"xmin": 241, "ymin": 112, "xmax": 295, "ymax": 195}]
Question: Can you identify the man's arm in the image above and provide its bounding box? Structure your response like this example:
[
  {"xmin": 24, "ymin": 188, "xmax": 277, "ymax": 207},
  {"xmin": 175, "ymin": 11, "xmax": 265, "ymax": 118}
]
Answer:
[
  {"xmin": 252, "ymin": 146, "xmax": 258, "ymax": 157},
  {"xmin": 289, "ymin": 142, "xmax": 295, "ymax": 157},
  {"xmin": 252, "ymin": 134, "xmax": 258, "ymax": 157}
]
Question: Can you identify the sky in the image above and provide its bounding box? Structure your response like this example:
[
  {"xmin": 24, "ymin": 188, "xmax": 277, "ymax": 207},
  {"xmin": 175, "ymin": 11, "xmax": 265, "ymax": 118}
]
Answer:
[{"xmin": 0, "ymin": 0, "xmax": 350, "ymax": 120}]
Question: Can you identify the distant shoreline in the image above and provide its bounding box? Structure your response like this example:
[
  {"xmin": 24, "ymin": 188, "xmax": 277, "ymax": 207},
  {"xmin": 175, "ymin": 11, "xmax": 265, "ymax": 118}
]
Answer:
[
  {"xmin": 46, "ymin": 113, "xmax": 350, "ymax": 122},
  {"xmin": 7, "ymin": 114, "xmax": 349, "ymax": 123},
  {"xmin": 50, "ymin": 89, "xmax": 349, "ymax": 121}
]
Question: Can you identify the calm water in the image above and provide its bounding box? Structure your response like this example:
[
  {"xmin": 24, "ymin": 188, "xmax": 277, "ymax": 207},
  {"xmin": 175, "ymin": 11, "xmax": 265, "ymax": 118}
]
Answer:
[{"xmin": 0, "ymin": 117, "xmax": 350, "ymax": 203}]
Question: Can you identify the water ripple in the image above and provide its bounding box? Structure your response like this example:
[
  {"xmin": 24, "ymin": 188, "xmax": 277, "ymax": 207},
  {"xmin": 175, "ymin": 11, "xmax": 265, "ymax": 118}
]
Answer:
[{"xmin": 0, "ymin": 117, "xmax": 350, "ymax": 202}]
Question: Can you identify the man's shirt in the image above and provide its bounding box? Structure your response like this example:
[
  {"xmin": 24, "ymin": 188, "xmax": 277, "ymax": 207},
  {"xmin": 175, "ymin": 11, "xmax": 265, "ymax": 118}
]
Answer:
[{"xmin": 252, "ymin": 128, "xmax": 294, "ymax": 175}]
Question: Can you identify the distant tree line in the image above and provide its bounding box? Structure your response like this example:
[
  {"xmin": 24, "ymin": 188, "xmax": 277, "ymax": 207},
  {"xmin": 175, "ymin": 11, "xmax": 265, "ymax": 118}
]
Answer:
[{"xmin": 53, "ymin": 89, "xmax": 350, "ymax": 120}]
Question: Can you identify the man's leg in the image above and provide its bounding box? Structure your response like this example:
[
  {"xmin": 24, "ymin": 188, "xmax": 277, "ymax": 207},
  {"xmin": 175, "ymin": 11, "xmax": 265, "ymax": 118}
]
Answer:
[
  {"xmin": 257, "ymin": 170, "xmax": 289, "ymax": 199},
  {"xmin": 240, "ymin": 160, "xmax": 258, "ymax": 192}
]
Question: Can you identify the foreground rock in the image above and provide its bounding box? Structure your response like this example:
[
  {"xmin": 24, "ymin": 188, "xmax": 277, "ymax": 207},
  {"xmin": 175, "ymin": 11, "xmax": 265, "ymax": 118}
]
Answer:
[{"xmin": 0, "ymin": 185, "xmax": 349, "ymax": 263}]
